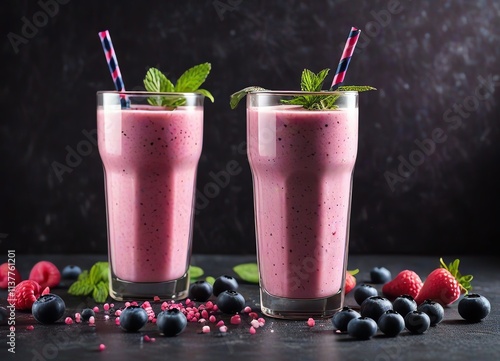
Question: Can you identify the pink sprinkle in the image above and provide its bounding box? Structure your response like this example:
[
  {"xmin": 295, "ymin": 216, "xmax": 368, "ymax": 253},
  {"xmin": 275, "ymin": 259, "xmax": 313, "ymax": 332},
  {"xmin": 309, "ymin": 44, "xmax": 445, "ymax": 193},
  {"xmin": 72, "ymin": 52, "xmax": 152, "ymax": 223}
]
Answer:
[
  {"xmin": 93, "ymin": 306, "xmax": 99, "ymax": 313},
  {"xmin": 104, "ymin": 315, "xmax": 110, "ymax": 320},
  {"xmin": 110, "ymin": 303, "xmax": 115, "ymax": 308},
  {"xmin": 65, "ymin": 317, "xmax": 73, "ymax": 325},
  {"xmin": 161, "ymin": 302, "xmax": 168, "ymax": 311},
  {"xmin": 143, "ymin": 335, "xmax": 151, "ymax": 342},
  {"xmin": 75, "ymin": 313, "xmax": 81, "ymax": 323},
  {"xmin": 307, "ymin": 318, "xmax": 315, "ymax": 327},
  {"xmin": 209, "ymin": 315, "xmax": 217, "ymax": 323},
  {"xmin": 115, "ymin": 317, "xmax": 120, "ymax": 325},
  {"xmin": 142, "ymin": 301, "xmax": 151, "ymax": 309},
  {"xmin": 150, "ymin": 338, "xmax": 156, "ymax": 342},
  {"xmin": 219, "ymin": 325, "xmax": 228, "ymax": 333},
  {"xmin": 212, "ymin": 305, "xmax": 218, "ymax": 312},
  {"xmin": 250, "ymin": 319, "xmax": 260, "ymax": 329},
  {"xmin": 202, "ymin": 325, "xmax": 210, "ymax": 333},
  {"xmin": 198, "ymin": 318, "xmax": 206, "ymax": 323},
  {"xmin": 249, "ymin": 326, "xmax": 256, "ymax": 335},
  {"xmin": 152, "ymin": 318, "xmax": 157, "ymax": 324},
  {"xmin": 205, "ymin": 301, "xmax": 214, "ymax": 309},
  {"xmin": 230, "ymin": 315, "xmax": 241, "ymax": 325},
  {"xmin": 115, "ymin": 310, "xmax": 122, "ymax": 316},
  {"xmin": 26, "ymin": 325, "xmax": 34, "ymax": 330},
  {"xmin": 125, "ymin": 302, "xmax": 131, "ymax": 307},
  {"xmin": 103, "ymin": 303, "xmax": 110, "ymax": 311},
  {"xmin": 99, "ymin": 344, "xmax": 106, "ymax": 351},
  {"xmin": 153, "ymin": 296, "xmax": 160, "ymax": 302},
  {"xmin": 186, "ymin": 298, "xmax": 191, "ymax": 305},
  {"xmin": 243, "ymin": 306, "xmax": 252, "ymax": 313},
  {"xmin": 191, "ymin": 317, "xmax": 198, "ymax": 323},
  {"xmin": 89, "ymin": 316, "xmax": 95, "ymax": 325},
  {"xmin": 216, "ymin": 320, "xmax": 225, "ymax": 327},
  {"xmin": 201, "ymin": 310, "xmax": 208, "ymax": 319},
  {"xmin": 249, "ymin": 312, "xmax": 258, "ymax": 319},
  {"xmin": 258, "ymin": 318, "xmax": 266, "ymax": 327},
  {"xmin": 130, "ymin": 301, "xmax": 138, "ymax": 306}
]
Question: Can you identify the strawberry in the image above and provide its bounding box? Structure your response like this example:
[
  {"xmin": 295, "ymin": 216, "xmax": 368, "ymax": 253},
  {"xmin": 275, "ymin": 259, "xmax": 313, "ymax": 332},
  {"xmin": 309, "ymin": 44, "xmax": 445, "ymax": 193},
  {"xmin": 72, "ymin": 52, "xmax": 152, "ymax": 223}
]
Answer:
[
  {"xmin": 344, "ymin": 269, "xmax": 359, "ymax": 294},
  {"xmin": 0, "ymin": 262, "xmax": 22, "ymax": 289},
  {"xmin": 29, "ymin": 261, "xmax": 61, "ymax": 289},
  {"xmin": 415, "ymin": 258, "xmax": 472, "ymax": 306},
  {"xmin": 382, "ymin": 270, "xmax": 423, "ymax": 300},
  {"xmin": 7, "ymin": 280, "xmax": 47, "ymax": 310}
]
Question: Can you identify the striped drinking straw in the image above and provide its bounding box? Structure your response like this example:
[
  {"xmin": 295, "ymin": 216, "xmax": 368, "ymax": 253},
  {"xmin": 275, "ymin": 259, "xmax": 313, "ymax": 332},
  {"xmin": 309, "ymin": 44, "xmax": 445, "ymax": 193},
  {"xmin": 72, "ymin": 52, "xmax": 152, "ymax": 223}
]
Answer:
[
  {"xmin": 98, "ymin": 30, "xmax": 129, "ymax": 107},
  {"xmin": 330, "ymin": 27, "xmax": 361, "ymax": 90}
]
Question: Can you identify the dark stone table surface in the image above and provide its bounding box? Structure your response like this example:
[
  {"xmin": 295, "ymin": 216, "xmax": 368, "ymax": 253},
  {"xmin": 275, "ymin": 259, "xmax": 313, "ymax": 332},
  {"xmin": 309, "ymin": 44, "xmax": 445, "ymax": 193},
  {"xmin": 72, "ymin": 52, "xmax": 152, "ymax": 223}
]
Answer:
[{"xmin": 1, "ymin": 254, "xmax": 499, "ymax": 361}]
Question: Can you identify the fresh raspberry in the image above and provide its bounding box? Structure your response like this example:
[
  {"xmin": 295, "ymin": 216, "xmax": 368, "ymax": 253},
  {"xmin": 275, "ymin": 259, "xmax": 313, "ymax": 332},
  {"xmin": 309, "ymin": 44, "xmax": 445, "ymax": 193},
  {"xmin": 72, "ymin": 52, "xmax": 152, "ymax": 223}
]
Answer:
[
  {"xmin": 344, "ymin": 269, "xmax": 359, "ymax": 294},
  {"xmin": 7, "ymin": 280, "xmax": 43, "ymax": 310},
  {"xmin": 0, "ymin": 263, "xmax": 22, "ymax": 289},
  {"xmin": 382, "ymin": 270, "xmax": 423, "ymax": 300},
  {"xmin": 29, "ymin": 261, "xmax": 61, "ymax": 289}
]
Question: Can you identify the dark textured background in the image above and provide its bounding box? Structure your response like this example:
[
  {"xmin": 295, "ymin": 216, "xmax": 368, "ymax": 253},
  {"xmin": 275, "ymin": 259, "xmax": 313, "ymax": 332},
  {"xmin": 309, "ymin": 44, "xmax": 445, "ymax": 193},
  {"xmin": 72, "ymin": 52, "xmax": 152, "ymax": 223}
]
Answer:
[{"xmin": 1, "ymin": 0, "xmax": 499, "ymax": 255}]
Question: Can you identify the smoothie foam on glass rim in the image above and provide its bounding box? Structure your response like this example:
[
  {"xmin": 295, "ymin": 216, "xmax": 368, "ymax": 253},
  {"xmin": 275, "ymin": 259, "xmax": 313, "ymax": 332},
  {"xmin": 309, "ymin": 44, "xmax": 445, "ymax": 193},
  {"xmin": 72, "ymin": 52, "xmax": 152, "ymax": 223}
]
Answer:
[
  {"xmin": 231, "ymin": 67, "xmax": 375, "ymax": 319},
  {"xmin": 97, "ymin": 63, "xmax": 214, "ymax": 301}
]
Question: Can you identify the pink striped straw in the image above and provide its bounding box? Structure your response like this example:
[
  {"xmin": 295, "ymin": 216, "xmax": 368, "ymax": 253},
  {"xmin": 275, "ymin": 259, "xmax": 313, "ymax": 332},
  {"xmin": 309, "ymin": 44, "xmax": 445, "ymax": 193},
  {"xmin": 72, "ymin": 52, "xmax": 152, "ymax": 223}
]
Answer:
[
  {"xmin": 98, "ymin": 30, "xmax": 129, "ymax": 106},
  {"xmin": 330, "ymin": 27, "xmax": 361, "ymax": 90}
]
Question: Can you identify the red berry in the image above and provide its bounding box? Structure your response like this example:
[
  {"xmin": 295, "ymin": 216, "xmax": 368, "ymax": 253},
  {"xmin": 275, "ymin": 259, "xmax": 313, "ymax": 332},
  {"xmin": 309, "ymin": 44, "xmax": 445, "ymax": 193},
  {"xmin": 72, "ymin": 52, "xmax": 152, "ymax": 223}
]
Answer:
[
  {"xmin": 0, "ymin": 263, "xmax": 22, "ymax": 289},
  {"xmin": 382, "ymin": 270, "xmax": 423, "ymax": 300},
  {"xmin": 415, "ymin": 258, "xmax": 472, "ymax": 306},
  {"xmin": 7, "ymin": 280, "xmax": 43, "ymax": 310},
  {"xmin": 344, "ymin": 269, "xmax": 358, "ymax": 294},
  {"xmin": 29, "ymin": 261, "xmax": 61, "ymax": 289}
]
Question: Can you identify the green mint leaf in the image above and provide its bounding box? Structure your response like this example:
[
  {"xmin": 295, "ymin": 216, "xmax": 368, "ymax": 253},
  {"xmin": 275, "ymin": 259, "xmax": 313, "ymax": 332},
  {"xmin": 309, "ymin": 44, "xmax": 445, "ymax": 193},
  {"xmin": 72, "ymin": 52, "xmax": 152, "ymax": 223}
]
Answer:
[
  {"xmin": 189, "ymin": 265, "xmax": 204, "ymax": 280},
  {"xmin": 92, "ymin": 281, "xmax": 109, "ymax": 303},
  {"xmin": 233, "ymin": 263, "xmax": 259, "ymax": 284},
  {"xmin": 144, "ymin": 67, "xmax": 174, "ymax": 93},
  {"xmin": 89, "ymin": 261, "xmax": 109, "ymax": 284},
  {"xmin": 205, "ymin": 276, "xmax": 215, "ymax": 285},
  {"xmin": 68, "ymin": 279, "xmax": 94, "ymax": 296},
  {"xmin": 78, "ymin": 270, "xmax": 89, "ymax": 281},
  {"xmin": 175, "ymin": 63, "xmax": 211, "ymax": 92},
  {"xmin": 337, "ymin": 85, "xmax": 377, "ymax": 92},
  {"xmin": 301, "ymin": 68, "xmax": 329, "ymax": 92},
  {"xmin": 229, "ymin": 86, "xmax": 267, "ymax": 109},
  {"xmin": 196, "ymin": 89, "xmax": 215, "ymax": 103}
]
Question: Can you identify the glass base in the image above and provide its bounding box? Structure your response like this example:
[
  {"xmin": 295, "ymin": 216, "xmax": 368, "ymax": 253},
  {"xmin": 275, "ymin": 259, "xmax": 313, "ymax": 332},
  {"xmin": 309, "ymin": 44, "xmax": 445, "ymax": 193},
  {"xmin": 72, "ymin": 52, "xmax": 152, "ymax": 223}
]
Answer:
[
  {"xmin": 109, "ymin": 271, "xmax": 189, "ymax": 301},
  {"xmin": 259, "ymin": 287, "xmax": 343, "ymax": 320}
]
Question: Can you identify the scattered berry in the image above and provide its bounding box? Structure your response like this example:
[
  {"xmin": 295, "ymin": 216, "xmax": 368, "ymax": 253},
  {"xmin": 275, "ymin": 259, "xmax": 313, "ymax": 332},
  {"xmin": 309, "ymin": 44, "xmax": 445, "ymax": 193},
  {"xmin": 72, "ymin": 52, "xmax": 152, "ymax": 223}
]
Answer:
[
  {"xmin": 99, "ymin": 344, "xmax": 106, "ymax": 351},
  {"xmin": 119, "ymin": 306, "xmax": 148, "ymax": 332},
  {"xmin": 248, "ymin": 312, "xmax": 259, "ymax": 319},
  {"xmin": 230, "ymin": 315, "xmax": 241, "ymax": 325},
  {"xmin": 249, "ymin": 326, "xmax": 256, "ymax": 334},
  {"xmin": 344, "ymin": 269, "xmax": 358, "ymax": 294},
  {"xmin": 0, "ymin": 263, "xmax": 22, "ymax": 289},
  {"xmin": 28, "ymin": 261, "xmax": 61, "ymax": 289},
  {"xmin": 354, "ymin": 284, "xmax": 378, "ymax": 306},
  {"xmin": 213, "ymin": 275, "xmax": 239, "ymax": 297},
  {"xmin": 216, "ymin": 320, "xmax": 225, "ymax": 327},
  {"xmin": 89, "ymin": 316, "xmax": 95, "ymax": 325},
  {"xmin": 243, "ymin": 306, "xmax": 252, "ymax": 313},
  {"xmin": 360, "ymin": 296, "xmax": 393, "ymax": 322},
  {"xmin": 103, "ymin": 303, "xmax": 110, "ymax": 311},
  {"xmin": 404, "ymin": 311, "xmax": 431, "ymax": 334},
  {"xmin": 417, "ymin": 299, "xmax": 444, "ymax": 326},
  {"xmin": 458, "ymin": 293, "xmax": 491, "ymax": 322},
  {"xmin": 81, "ymin": 308, "xmax": 95, "ymax": 321},
  {"xmin": 370, "ymin": 266, "xmax": 392, "ymax": 284},
  {"xmin": 392, "ymin": 295, "xmax": 417, "ymax": 317},
  {"xmin": 347, "ymin": 317, "xmax": 378, "ymax": 340},
  {"xmin": 32, "ymin": 293, "xmax": 66, "ymax": 324},
  {"xmin": 332, "ymin": 306, "xmax": 361, "ymax": 332},
  {"xmin": 61, "ymin": 265, "xmax": 82, "ymax": 280},
  {"xmin": 415, "ymin": 258, "xmax": 472, "ymax": 306},
  {"xmin": 307, "ymin": 318, "xmax": 315, "ymax": 327},
  {"xmin": 251, "ymin": 319, "xmax": 261, "ymax": 328},
  {"xmin": 377, "ymin": 310, "xmax": 405, "ymax": 337},
  {"xmin": 26, "ymin": 325, "xmax": 35, "ymax": 330},
  {"xmin": 7, "ymin": 280, "xmax": 43, "ymax": 310},
  {"xmin": 216, "ymin": 290, "xmax": 245, "ymax": 314},
  {"xmin": 189, "ymin": 280, "xmax": 213, "ymax": 302},
  {"xmin": 65, "ymin": 317, "xmax": 73, "ymax": 325},
  {"xmin": 202, "ymin": 325, "xmax": 210, "ymax": 333},
  {"xmin": 157, "ymin": 308, "xmax": 188, "ymax": 337},
  {"xmin": 209, "ymin": 315, "xmax": 216, "ymax": 323},
  {"xmin": 93, "ymin": 306, "xmax": 99, "ymax": 313},
  {"xmin": 219, "ymin": 325, "xmax": 228, "ymax": 333},
  {"xmin": 382, "ymin": 270, "xmax": 423, "ymax": 300}
]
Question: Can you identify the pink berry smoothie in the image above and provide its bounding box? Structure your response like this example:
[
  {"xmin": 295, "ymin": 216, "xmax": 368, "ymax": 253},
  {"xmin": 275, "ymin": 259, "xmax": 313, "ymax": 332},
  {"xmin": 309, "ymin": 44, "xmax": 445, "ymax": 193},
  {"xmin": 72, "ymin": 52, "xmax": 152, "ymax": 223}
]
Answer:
[
  {"xmin": 247, "ymin": 105, "xmax": 358, "ymax": 299},
  {"xmin": 97, "ymin": 106, "xmax": 203, "ymax": 283}
]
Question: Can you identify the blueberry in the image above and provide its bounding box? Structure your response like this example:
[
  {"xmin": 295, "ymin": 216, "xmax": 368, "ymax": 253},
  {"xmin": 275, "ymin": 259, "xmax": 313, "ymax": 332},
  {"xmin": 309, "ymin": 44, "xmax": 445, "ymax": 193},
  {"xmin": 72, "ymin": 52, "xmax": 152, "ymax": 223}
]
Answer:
[
  {"xmin": 370, "ymin": 266, "xmax": 392, "ymax": 284},
  {"xmin": 216, "ymin": 290, "xmax": 245, "ymax": 314},
  {"xmin": 213, "ymin": 275, "xmax": 239, "ymax": 297},
  {"xmin": 119, "ymin": 306, "xmax": 148, "ymax": 332},
  {"xmin": 157, "ymin": 308, "xmax": 188, "ymax": 337},
  {"xmin": 61, "ymin": 265, "xmax": 82, "ymax": 280},
  {"xmin": 354, "ymin": 284, "xmax": 378, "ymax": 306},
  {"xmin": 347, "ymin": 317, "xmax": 378, "ymax": 340},
  {"xmin": 378, "ymin": 310, "xmax": 405, "ymax": 337},
  {"xmin": 458, "ymin": 293, "xmax": 491, "ymax": 322},
  {"xmin": 360, "ymin": 296, "xmax": 393, "ymax": 322},
  {"xmin": 404, "ymin": 311, "xmax": 431, "ymax": 334},
  {"xmin": 332, "ymin": 306, "xmax": 361, "ymax": 332},
  {"xmin": 392, "ymin": 294, "xmax": 417, "ymax": 317},
  {"xmin": 32, "ymin": 294, "xmax": 66, "ymax": 324},
  {"xmin": 0, "ymin": 307, "xmax": 8, "ymax": 325},
  {"xmin": 81, "ymin": 308, "xmax": 95, "ymax": 321},
  {"xmin": 417, "ymin": 299, "xmax": 444, "ymax": 326},
  {"xmin": 189, "ymin": 280, "xmax": 213, "ymax": 302}
]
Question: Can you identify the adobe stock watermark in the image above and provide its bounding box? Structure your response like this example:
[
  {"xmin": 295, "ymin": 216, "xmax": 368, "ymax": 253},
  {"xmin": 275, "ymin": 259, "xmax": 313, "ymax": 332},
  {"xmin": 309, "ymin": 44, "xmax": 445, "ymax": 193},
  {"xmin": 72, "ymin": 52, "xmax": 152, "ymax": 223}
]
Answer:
[
  {"xmin": 5, "ymin": 246, "xmax": 17, "ymax": 354},
  {"xmin": 385, "ymin": 74, "xmax": 499, "ymax": 191},
  {"xmin": 7, "ymin": 0, "xmax": 71, "ymax": 54},
  {"xmin": 213, "ymin": 0, "xmax": 244, "ymax": 21},
  {"xmin": 51, "ymin": 129, "xmax": 97, "ymax": 183}
]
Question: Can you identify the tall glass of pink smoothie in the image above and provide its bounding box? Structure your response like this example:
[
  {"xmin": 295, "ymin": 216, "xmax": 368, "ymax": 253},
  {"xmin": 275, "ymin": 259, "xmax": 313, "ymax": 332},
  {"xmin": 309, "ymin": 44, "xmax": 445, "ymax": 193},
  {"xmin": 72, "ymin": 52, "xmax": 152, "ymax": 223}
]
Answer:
[
  {"xmin": 97, "ymin": 91, "xmax": 204, "ymax": 301},
  {"xmin": 247, "ymin": 91, "xmax": 358, "ymax": 319}
]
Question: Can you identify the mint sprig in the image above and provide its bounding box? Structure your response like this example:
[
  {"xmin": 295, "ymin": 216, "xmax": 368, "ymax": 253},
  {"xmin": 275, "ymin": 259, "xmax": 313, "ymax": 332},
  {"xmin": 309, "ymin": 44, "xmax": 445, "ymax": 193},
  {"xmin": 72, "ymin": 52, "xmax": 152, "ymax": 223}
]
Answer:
[
  {"xmin": 143, "ymin": 63, "xmax": 214, "ymax": 108},
  {"xmin": 68, "ymin": 261, "xmax": 110, "ymax": 303},
  {"xmin": 233, "ymin": 262, "xmax": 259, "ymax": 284},
  {"xmin": 229, "ymin": 68, "xmax": 376, "ymax": 110}
]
